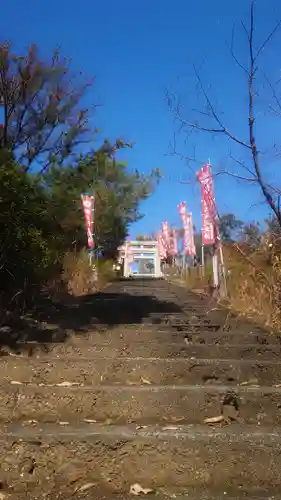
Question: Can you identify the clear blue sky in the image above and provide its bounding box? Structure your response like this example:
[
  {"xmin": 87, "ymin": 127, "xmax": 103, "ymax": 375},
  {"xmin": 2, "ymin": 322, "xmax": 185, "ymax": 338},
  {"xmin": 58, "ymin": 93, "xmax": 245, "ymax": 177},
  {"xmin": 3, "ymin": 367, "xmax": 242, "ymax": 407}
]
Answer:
[{"xmin": 2, "ymin": 0, "xmax": 281, "ymax": 236}]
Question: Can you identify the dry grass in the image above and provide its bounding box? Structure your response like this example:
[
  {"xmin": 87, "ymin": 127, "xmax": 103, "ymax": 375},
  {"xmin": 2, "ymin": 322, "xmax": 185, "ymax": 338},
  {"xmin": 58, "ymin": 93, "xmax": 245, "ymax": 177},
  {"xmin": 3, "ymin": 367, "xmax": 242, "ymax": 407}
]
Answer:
[
  {"xmin": 95, "ymin": 259, "xmax": 116, "ymax": 290},
  {"xmin": 62, "ymin": 249, "xmax": 97, "ymax": 296},
  {"xmin": 169, "ymin": 244, "xmax": 281, "ymax": 332},
  {"xmin": 56, "ymin": 250, "xmax": 116, "ymax": 297},
  {"xmin": 224, "ymin": 244, "xmax": 281, "ymax": 331},
  {"xmin": 167, "ymin": 262, "xmax": 213, "ymax": 294}
]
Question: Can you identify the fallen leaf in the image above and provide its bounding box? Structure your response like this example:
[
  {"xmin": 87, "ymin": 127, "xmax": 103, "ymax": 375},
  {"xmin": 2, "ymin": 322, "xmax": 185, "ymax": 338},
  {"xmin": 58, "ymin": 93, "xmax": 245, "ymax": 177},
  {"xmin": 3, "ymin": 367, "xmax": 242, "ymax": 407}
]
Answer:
[
  {"xmin": 77, "ymin": 482, "xmax": 95, "ymax": 492},
  {"xmin": 141, "ymin": 377, "xmax": 152, "ymax": 385},
  {"xmin": 56, "ymin": 381, "xmax": 73, "ymax": 387},
  {"xmin": 274, "ymin": 384, "xmax": 281, "ymax": 388},
  {"xmin": 83, "ymin": 419, "xmax": 97, "ymax": 424},
  {"xmin": 67, "ymin": 470, "xmax": 84, "ymax": 485},
  {"xmin": 222, "ymin": 405, "xmax": 239, "ymax": 421},
  {"xmin": 130, "ymin": 483, "xmax": 154, "ymax": 495},
  {"xmin": 10, "ymin": 380, "xmax": 23, "ymax": 385},
  {"xmin": 162, "ymin": 425, "xmax": 180, "ymax": 430},
  {"xmin": 163, "ymin": 416, "xmax": 185, "ymax": 423},
  {"xmin": 0, "ymin": 493, "xmax": 7, "ymax": 500},
  {"xmin": 240, "ymin": 377, "xmax": 259, "ymax": 386},
  {"xmin": 105, "ymin": 418, "xmax": 113, "ymax": 425},
  {"xmin": 59, "ymin": 421, "xmax": 69, "ymax": 426},
  {"xmin": 136, "ymin": 425, "xmax": 148, "ymax": 430},
  {"xmin": 204, "ymin": 415, "xmax": 224, "ymax": 424}
]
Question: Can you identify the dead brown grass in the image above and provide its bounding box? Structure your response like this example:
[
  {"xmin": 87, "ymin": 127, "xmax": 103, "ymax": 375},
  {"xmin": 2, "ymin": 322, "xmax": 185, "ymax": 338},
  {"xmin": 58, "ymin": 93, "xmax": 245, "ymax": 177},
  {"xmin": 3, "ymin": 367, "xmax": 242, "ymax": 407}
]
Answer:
[
  {"xmin": 48, "ymin": 250, "xmax": 116, "ymax": 299},
  {"xmin": 167, "ymin": 262, "xmax": 213, "ymax": 295},
  {"xmin": 169, "ymin": 244, "xmax": 281, "ymax": 331},
  {"xmin": 95, "ymin": 259, "xmax": 116, "ymax": 291},
  {"xmin": 62, "ymin": 249, "xmax": 97, "ymax": 296},
  {"xmin": 224, "ymin": 244, "xmax": 281, "ymax": 331}
]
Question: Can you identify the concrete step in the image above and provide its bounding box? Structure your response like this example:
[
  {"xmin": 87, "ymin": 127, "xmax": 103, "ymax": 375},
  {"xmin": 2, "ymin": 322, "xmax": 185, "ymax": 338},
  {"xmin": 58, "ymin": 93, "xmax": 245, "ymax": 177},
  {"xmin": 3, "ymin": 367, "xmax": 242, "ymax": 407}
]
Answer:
[
  {"xmin": 2, "ymin": 356, "xmax": 281, "ymax": 385},
  {"xmin": 16, "ymin": 324, "xmax": 275, "ymax": 346},
  {"xmin": 11, "ymin": 341, "xmax": 281, "ymax": 360},
  {"xmin": 182, "ymin": 330, "xmax": 281, "ymax": 345},
  {"xmin": 18, "ymin": 489, "xmax": 281, "ymax": 500},
  {"xmin": 2, "ymin": 383, "xmax": 281, "ymax": 426},
  {"xmin": 169, "ymin": 323, "xmax": 267, "ymax": 334},
  {"xmin": 5, "ymin": 326, "xmax": 278, "ymax": 350},
  {"xmin": 1, "ymin": 423, "xmax": 281, "ymax": 493}
]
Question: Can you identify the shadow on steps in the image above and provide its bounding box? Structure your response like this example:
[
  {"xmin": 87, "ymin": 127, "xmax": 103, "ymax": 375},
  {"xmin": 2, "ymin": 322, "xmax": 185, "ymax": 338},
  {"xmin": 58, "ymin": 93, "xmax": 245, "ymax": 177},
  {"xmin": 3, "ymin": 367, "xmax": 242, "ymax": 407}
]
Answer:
[{"xmin": 0, "ymin": 279, "xmax": 184, "ymax": 353}]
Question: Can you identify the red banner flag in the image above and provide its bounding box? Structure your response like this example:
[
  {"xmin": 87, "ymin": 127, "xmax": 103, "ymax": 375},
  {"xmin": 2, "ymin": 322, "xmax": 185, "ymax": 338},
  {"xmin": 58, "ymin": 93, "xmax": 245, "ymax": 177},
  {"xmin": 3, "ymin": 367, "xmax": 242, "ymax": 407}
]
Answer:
[
  {"xmin": 178, "ymin": 201, "xmax": 196, "ymax": 255},
  {"xmin": 197, "ymin": 164, "xmax": 217, "ymax": 245},
  {"xmin": 157, "ymin": 232, "xmax": 167, "ymax": 259},
  {"xmin": 187, "ymin": 212, "xmax": 196, "ymax": 256},
  {"xmin": 161, "ymin": 221, "xmax": 170, "ymax": 250},
  {"xmin": 169, "ymin": 229, "xmax": 178, "ymax": 256},
  {"xmin": 81, "ymin": 194, "xmax": 94, "ymax": 248}
]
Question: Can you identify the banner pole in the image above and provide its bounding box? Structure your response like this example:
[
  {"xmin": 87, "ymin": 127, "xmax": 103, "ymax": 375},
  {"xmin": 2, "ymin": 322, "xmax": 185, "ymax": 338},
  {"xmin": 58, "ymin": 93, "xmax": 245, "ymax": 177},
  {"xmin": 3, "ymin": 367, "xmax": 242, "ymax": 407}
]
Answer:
[
  {"xmin": 219, "ymin": 243, "xmax": 227, "ymax": 297},
  {"xmin": 209, "ymin": 162, "xmax": 226, "ymax": 295},
  {"xmin": 201, "ymin": 243, "xmax": 205, "ymax": 278},
  {"xmin": 212, "ymin": 250, "xmax": 219, "ymax": 287}
]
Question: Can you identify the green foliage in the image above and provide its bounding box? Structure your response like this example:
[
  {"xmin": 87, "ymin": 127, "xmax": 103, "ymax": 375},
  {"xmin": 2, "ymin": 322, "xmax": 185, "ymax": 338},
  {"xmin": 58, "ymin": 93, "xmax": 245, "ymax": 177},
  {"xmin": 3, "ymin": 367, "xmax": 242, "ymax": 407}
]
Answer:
[
  {"xmin": 266, "ymin": 217, "xmax": 281, "ymax": 249},
  {"xmin": 96, "ymin": 259, "xmax": 117, "ymax": 288},
  {"xmin": 0, "ymin": 43, "xmax": 160, "ymax": 305},
  {"xmin": 44, "ymin": 142, "xmax": 160, "ymax": 258},
  {"xmin": 0, "ymin": 43, "xmax": 93, "ymax": 172},
  {"xmin": 0, "ymin": 143, "xmax": 159, "ymax": 300},
  {"xmin": 0, "ymin": 155, "xmax": 59, "ymax": 296},
  {"xmin": 240, "ymin": 222, "xmax": 261, "ymax": 249},
  {"xmin": 218, "ymin": 213, "xmax": 244, "ymax": 242}
]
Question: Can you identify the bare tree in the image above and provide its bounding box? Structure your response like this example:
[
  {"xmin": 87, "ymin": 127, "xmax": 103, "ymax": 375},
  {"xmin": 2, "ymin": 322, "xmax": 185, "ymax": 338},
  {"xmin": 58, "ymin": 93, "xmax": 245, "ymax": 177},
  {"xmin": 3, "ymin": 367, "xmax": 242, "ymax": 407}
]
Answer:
[{"xmin": 167, "ymin": 0, "xmax": 281, "ymax": 227}]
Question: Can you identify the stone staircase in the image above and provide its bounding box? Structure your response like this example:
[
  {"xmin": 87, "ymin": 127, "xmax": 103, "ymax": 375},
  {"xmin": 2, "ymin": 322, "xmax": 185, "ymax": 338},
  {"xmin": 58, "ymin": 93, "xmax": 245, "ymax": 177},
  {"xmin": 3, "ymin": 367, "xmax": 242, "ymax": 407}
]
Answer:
[{"xmin": 0, "ymin": 278, "xmax": 281, "ymax": 499}]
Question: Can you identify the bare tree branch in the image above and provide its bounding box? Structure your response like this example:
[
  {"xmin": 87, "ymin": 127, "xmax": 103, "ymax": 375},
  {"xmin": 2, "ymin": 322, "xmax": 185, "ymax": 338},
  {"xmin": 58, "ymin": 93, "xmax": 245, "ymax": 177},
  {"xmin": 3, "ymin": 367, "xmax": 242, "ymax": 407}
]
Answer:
[
  {"xmin": 226, "ymin": 24, "xmax": 248, "ymax": 74},
  {"xmin": 229, "ymin": 153, "xmax": 256, "ymax": 177},
  {"xmin": 255, "ymin": 18, "xmax": 281, "ymax": 61},
  {"xmin": 246, "ymin": 1, "xmax": 281, "ymax": 222},
  {"xmin": 215, "ymin": 169, "xmax": 256, "ymax": 183},
  {"xmin": 168, "ymin": 0, "xmax": 281, "ymax": 227},
  {"xmin": 167, "ymin": 66, "xmax": 251, "ymax": 150}
]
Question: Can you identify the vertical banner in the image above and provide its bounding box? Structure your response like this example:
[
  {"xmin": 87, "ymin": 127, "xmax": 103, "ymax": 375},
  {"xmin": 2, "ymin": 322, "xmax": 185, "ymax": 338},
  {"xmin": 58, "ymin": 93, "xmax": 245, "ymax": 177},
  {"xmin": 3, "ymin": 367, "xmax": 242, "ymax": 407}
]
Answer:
[
  {"xmin": 197, "ymin": 164, "xmax": 217, "ymax": 245},
  {"xmin": 161, "ymin": 221, "xmax": 170, "ymax": 252},
  {"xmin": 169, "ymin": 229, "xmax": 178, "ymax": 256},
  {"xmin": 188, "ymin": 212, "xmax": 196, "ymax": 256},
  {"xmin": 178, "ymin": 201, "xmax": 196, "ymax": 255},
  {"xmin": 81, "ymin": 194, "xmax": 94, "ymax": 248},
  {"xmin": 196, "ymin": 163, "xmax": 227, "ymax": 295},
  {"xmin": 157, "ymin": 232, "xmax": 167, "ymax": 259}
]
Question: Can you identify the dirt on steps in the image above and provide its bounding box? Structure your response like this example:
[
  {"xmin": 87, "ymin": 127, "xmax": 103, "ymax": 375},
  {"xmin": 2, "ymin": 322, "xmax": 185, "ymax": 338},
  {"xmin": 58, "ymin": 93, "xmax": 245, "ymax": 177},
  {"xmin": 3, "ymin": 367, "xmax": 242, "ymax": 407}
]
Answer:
[
  {"xmin": 2, "ymin": 356, "xmax": 281, "ymax": 385},
  {"xmin": 2, "ymin": 424, "xmax": 281, "ymax": 490},
  {"xmin": 4, "ymin": 339, "xmax": 281, "ymax": 358},
  {"xmin": 0, "ymin": 278, "xmax": 281, "ymax": 498},
  {"xmin": 0, "ymin": 382, "xmax": 281, "ymax": 426}
]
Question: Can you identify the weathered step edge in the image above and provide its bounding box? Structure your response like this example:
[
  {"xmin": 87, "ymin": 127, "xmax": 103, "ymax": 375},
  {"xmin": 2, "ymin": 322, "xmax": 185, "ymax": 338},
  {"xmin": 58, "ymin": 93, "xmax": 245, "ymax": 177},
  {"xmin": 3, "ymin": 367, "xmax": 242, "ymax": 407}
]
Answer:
[{"xmin": 3, "ymin": 422, "xmax": 281, "ymax": 442}]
